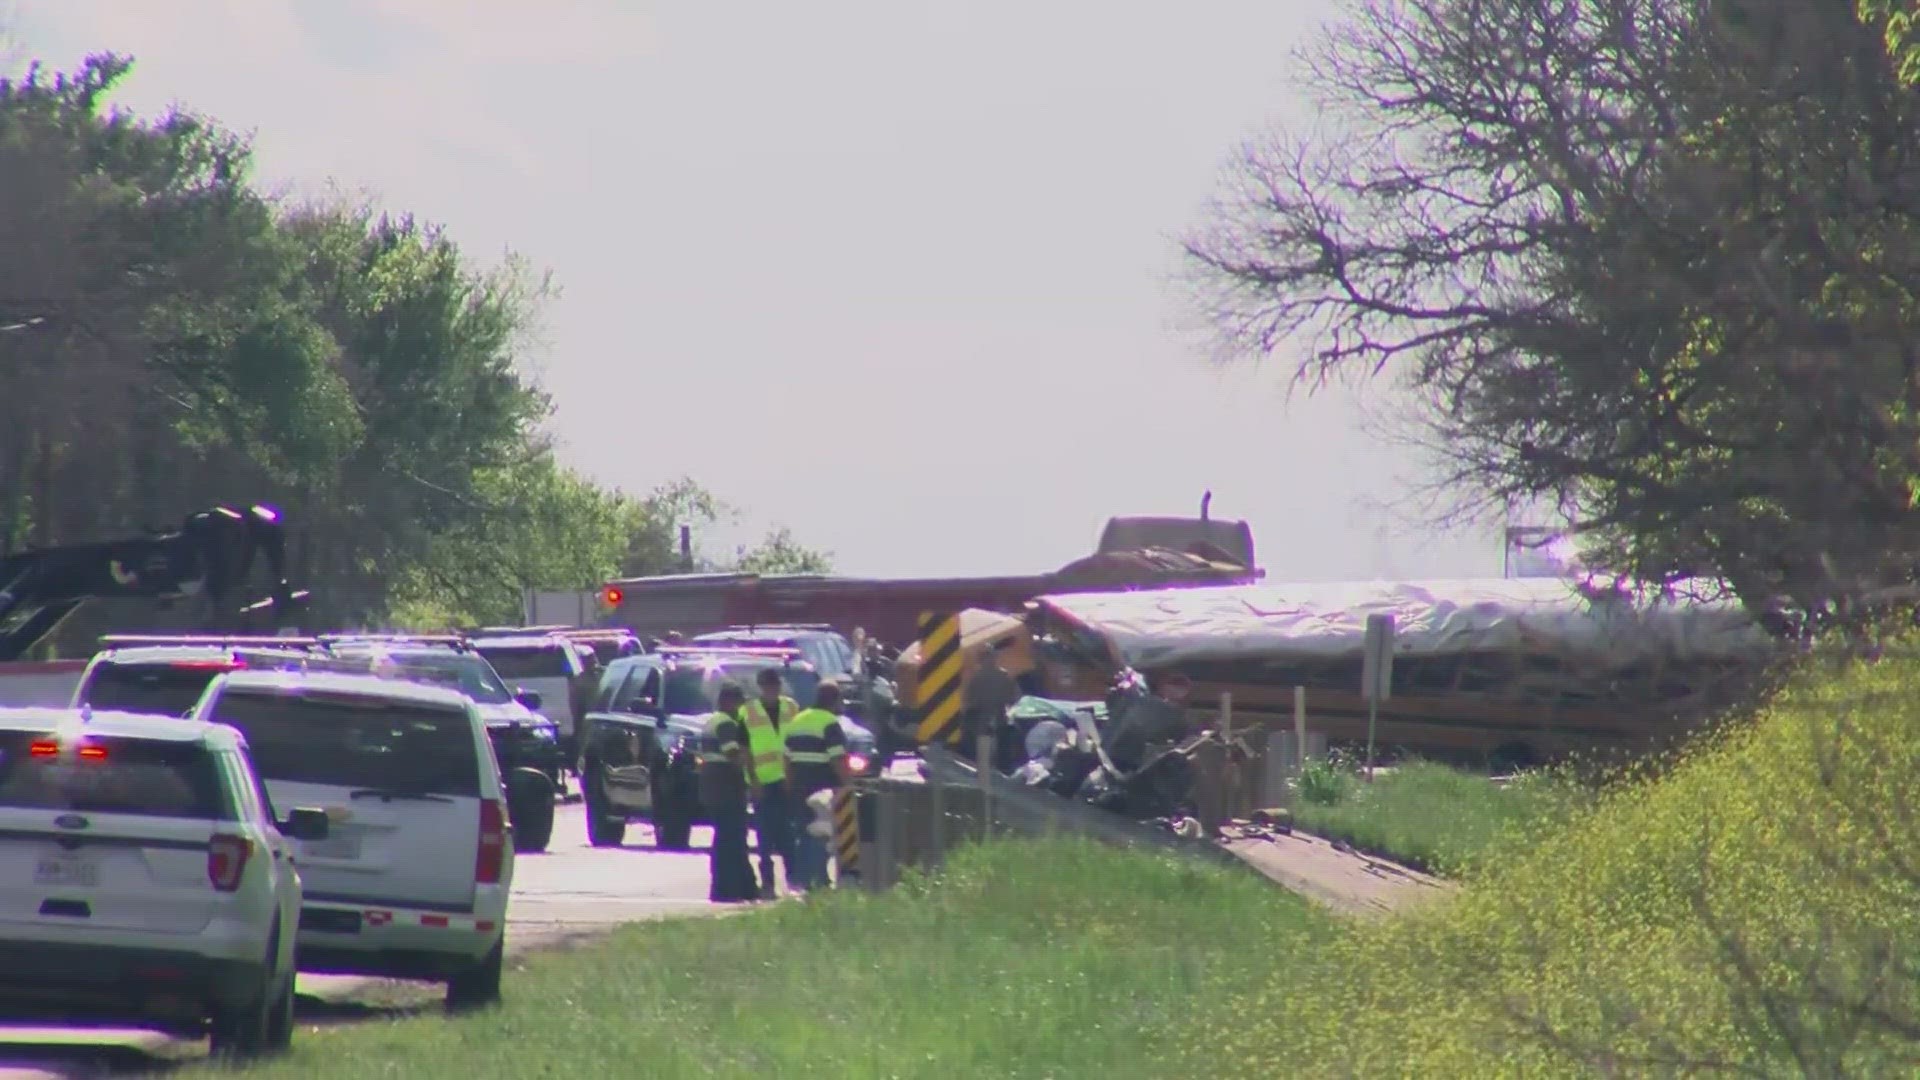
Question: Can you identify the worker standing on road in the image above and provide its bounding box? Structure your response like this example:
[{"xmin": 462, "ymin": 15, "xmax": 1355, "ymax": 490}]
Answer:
[
  {"xmin": 697, "ymin": 682, "xmax": 759, "ymax": 903},
  {"xmin": 784, "ymin": 680, "xmax": 852, "ymax": 891},
  {"xmin": 742, "ymin": 667, "xmax": 800, "ymax": 899}
]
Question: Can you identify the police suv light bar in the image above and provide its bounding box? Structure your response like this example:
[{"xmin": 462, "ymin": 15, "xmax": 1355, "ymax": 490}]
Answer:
[
  {"xmin": 653, "ymin": 645, "xmax": 804, "ymax": 658},
  {"xmin": 99, "ymin": 634, "xmax": 323, "ymax": 649},
  {"xmin": 319, "ymin": 633, "xmax": 468, "ymax": 647}
]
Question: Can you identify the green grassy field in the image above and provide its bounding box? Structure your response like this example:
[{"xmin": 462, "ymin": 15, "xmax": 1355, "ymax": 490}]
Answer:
[
  {"xmin": 180, "ymin": 840, "xmax": 1326, "ymax": 1080},
  {"xmin": 1288, "ymin": 757, "xmax": 1593, "ymax": 874},
  {"xmin": 192, "ymin": 649, "xmax": 1920, "ymax": 1077},
  {"xmin": 1185, "ymin": 647, "xmax": 1920, "ymax": 1077}
]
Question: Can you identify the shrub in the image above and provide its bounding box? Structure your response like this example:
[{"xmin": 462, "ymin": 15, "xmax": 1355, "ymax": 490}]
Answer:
[{"xmin": 1186, "ymin": 644, "xmax": 1920, "ymax": 1077}]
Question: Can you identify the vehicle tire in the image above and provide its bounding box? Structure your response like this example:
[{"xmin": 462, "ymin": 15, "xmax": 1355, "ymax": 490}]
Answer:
[
  {"xmin": 507, "ymin": 767, "xmax": 556, "ymax": 853},
  {"xmin": 262, "ymin": 969, "xmax": 295, "ymax": 1051},
  {"xmin": 653, "ymin": 801, "xmax": 694, "ymax": 851},
  {"xmin": 210, "ymin": 928, "xmax": 286, "ymax": 1057},
  {"xmin": 445, "ymin": 939, "xmax": 504, "ymax": 1012},
  {"xmin": 583, "ymin": 767, "xmax": 627, "ymax": 848}
]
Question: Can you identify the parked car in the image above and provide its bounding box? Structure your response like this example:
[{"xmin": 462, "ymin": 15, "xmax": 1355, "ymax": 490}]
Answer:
[
  {"xmin": 69, "ymin": 636, "xmax": 321, "ymax": 717},
  {"xmin": 467, "ymin": 633, "xmax": 591, "ymax": 758},
  {"xmin": 684, "ymin": 626, "xmax": 860, "ymax": 679},
  {"xmin": 577, "ymin": 649, "xmax": 878, "ymax": 850},
  {"xmin": 0, "ymin": 706, "xmax": 330, "ymax": 1054},
  {"xmin": 321, "ymin": 641, "xmax": 565, "ymax": 853},
  {"xmin": 191, "ymin": 670, "xmax": 513, "ymax": 1009}
]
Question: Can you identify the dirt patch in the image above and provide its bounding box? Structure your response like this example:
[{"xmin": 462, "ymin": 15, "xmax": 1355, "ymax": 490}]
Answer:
[{"xmin": 1222, "ymin": 830, "xmax": 1455, "ymax": 916}]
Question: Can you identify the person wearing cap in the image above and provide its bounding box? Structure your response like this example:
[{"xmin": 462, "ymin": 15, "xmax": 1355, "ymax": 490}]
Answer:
[
  {"xmin": 741, "ymin": 666, "xmax": 800, "ymax": 898},
  {"xmin": 696, "ymin": 681, "xmax": 759, "ymax": 903},
  {"xmin": 783, "ymin": 681, "xmax": 852, "ymax": 891}
]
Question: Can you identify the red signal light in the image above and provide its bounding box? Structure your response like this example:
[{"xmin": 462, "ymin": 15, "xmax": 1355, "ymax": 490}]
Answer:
[
  {"xmin": 601, "ymin": 586, "xmax": 624, "ymax": 607},
  {"xmin": 28, "ymin": 741, "xmax": 59, "ymax": 758},
  {"xmin": 77, "ymin": 744, "xmax": 108, "ymax": 761}
]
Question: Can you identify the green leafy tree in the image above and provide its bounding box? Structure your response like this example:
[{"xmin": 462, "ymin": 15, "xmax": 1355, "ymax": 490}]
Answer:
[
  {"xmin": 2, "ymin": 53, "xmax": 829, "ymax": 648},
  {"xmin": 731, "ymin": 526, "xmax": 834, "ymax": 574}
]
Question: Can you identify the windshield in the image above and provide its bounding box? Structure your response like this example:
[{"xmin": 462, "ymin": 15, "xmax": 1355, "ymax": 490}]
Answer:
[
  {"xmin": 372, "ymin": 652, "xmax": 514, "ymax": 705},
  {"xmin": 76, "ymin": 662, "xmax": 224, "ymax": 717},
  {"xmin": 0, "ymin": 733, "xmax": 233, "ymax": 819},
  {"xmin": 204, "ymin": 690, "xmax": 482, "ymax": 798},
  {"xmin": 655, "ymin": 662, "xmax": 821, "ymax": 715},
  {"xmin": 475, "ymin": 645, "xmax": 571, "ymax": 681}
]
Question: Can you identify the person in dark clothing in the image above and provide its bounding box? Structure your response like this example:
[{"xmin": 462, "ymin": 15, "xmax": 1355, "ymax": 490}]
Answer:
[{"xmin": 697, "ymin": 682, "xmax": 759, "ymax": 903}]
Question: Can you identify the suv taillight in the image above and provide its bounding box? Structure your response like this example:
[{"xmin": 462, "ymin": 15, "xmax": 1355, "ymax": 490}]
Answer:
[
  {"xmin": 208, "ymin": 835, "xmax": 253, "ymax": 892},
  {"xmin": 476, "ymin": 799, "xmax": 507, "ymax": 884}
]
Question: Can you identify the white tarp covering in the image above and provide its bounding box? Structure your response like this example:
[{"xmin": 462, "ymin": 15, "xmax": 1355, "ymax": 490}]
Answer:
[{"xmin": 1036, "ymin": 578, "xmax": 1773, "ymax": 669}]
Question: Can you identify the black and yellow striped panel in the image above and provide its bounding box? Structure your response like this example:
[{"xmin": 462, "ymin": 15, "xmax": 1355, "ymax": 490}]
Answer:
[
  {"xmin": 832, "ymin": 787, "xmax": 859, "ymax": 875},
  {"xmin": 912, "ymin": 612, "xmax": 966, "ymax": 746}
]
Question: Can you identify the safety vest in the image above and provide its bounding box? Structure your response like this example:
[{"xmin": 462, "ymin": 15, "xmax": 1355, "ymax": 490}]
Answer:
[
  {"xmin": 697, "ymin": 711, "xmax": 741, "ymax": 768},
  {"xmin": 740, "ymin": 696, "xmax": 797, "ymax": 784},
  {"xmin": 784, "ymin": 707, "xmax": 846, "ymax": 769}
]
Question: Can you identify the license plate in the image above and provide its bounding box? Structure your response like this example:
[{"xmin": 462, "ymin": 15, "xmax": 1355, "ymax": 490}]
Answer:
[
  {"xmin": 304, "ymin": 835, "xmax": 361, "ymax": 860},
  {"xmin": 35, "ymin": 855, "xmax": 99, "ymax": 888}
]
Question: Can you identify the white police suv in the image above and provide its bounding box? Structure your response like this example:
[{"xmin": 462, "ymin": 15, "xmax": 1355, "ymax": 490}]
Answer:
[
  {"xmin": 0, "ymin": 706, "xmax": 328, "ymax": 1055},
  {"xmin": 191, "ymin": 669, "xmax": 514, "ymax": 1009}
]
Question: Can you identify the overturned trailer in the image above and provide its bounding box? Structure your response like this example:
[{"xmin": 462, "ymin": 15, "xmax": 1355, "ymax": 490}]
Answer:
[{"xmin": 1024, "ymin": 578, "xmax": 1780, "ymax": 767}]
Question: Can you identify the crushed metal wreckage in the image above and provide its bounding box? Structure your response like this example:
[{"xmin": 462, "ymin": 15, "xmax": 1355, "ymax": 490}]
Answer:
[{"xmin": 958, "ymin": 671, "xmax": 1268, "ymax": 830}]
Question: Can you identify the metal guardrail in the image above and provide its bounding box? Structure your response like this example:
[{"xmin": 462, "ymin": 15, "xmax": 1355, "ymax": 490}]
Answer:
[{"xmin": 844, "ymin": 746, "xmax": 1269, "ymax": 890}]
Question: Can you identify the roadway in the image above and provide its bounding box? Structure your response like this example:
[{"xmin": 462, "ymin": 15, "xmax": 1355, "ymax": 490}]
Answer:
[{"xmin": 0, "ymin": 803, "xmax": 717, "ymax": 1079}]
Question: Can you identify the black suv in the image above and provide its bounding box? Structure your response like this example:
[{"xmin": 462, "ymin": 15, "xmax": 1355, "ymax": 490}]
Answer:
[
  {"xmin": 684, "ymin": 625, "xmax": 900, "ymax": 731},
  {"xmin": 577, "ymin": 647, "xmax": 879, "ymax": 850}
]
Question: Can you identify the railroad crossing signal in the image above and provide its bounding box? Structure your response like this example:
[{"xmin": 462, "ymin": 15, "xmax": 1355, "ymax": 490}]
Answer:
[{"xmin": 912, "ymin": 611, "xmax": 967, "ymax": 747}]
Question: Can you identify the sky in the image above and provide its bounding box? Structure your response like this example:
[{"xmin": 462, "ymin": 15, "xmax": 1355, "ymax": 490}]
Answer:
[{"xmin": 10, "ymin": 0, "xmax": 1505, "ymax": 579}]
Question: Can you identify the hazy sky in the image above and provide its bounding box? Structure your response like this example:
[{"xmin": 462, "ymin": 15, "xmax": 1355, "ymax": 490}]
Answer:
[{"xmin": 12, "ymin": 0, "xmax": 1502, "ymax": 578}]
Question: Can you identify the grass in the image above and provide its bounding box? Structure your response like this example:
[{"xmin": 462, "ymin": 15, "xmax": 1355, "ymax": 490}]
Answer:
[
  {"xmin": 1182, "ymin": 645, "xmax": 1920, "ymax": 1077},
  {"xmin": 178, "ymin": 839, "xmax": 1327, "ymax": 1080},
  {"xmin": 190, "ymin": 647, "xmax": 1920, "ymax": 1077},
  {"xmin": 1288, "ymin": 756, "xmax": 1592, "ymax": 874}
]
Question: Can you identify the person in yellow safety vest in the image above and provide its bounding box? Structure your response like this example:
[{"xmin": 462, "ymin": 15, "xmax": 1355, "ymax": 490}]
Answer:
[
  {"xmin": 784, "ymin": 680, "xmax": 853, "ymax": 891},
  {"xmin": 742, "ymin": 666, "xmax": 800, "ymax": 899},
  {"xmin": 696, "ymin": 682, "xmax": 759, "ymax": 903}
]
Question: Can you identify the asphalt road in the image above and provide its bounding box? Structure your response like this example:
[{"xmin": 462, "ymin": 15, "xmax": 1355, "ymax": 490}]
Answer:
[{"xmin": 0, "ymin": 802, "xmax": 718, "ymax": 1079}]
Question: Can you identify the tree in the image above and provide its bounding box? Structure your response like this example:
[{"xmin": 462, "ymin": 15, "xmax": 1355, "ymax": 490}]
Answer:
[
  {"xmin": 1, "ymin": 53, "xmax": 831, "ymax": 647},
  {"xmin": 389, "ymin": 453, "xmax": 632, "ymax": 627},
  {"xmin": 732, "ymin": 526, "xmax": 834, "ymax": 575},
  {"xmin": 1862, "ymin": 0, "xmax": 1920, "ymax": 83},
  {"xmin": 1185, "ymin": 0, "xmax": 1920, "ymax": 627},
  {"xmin": 612, "ymin": 477, "xmax": 833, "ymax": 577},
  {"xmin": 276, "ymin": 201, "xmax": 553, "ymax": 627}
]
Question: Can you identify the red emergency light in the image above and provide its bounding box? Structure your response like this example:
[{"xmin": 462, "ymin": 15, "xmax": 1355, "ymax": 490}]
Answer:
[
  {"xmin": 601, "ymin": 586, "xmax": 624, "ymax": 607},
  {"xmin": 27, "ymin": 740, "xmax": 105, "ymax": 760}
]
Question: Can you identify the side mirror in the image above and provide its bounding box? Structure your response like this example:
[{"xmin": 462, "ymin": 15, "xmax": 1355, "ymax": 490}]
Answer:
[
  {"xmin": 280, "ymin": 807, "xmax": 331, "ymax": 842},
  {"xmin": 514, "ymin": 688, "xmax": 543, "ymax": 711}
]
